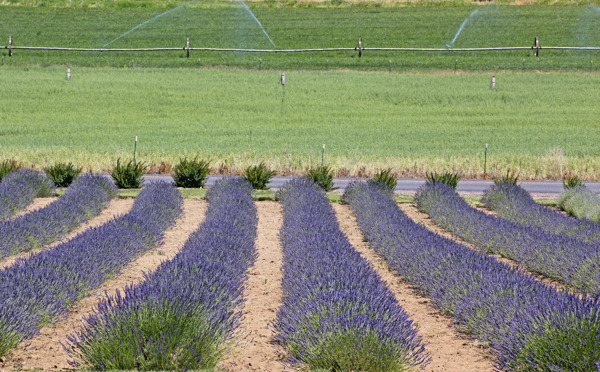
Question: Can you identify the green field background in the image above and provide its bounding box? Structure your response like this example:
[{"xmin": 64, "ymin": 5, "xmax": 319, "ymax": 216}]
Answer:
[
  {"xmin": 2, "ymin": 66, "xmax": 599, "ymax": 179},
  {"xmin": 1, "ymin": 2, "xmax": 600, "ymax": 71},
  {"xmin": 2, "ymin": 1, "xmax": 600, "ymax": 179}
]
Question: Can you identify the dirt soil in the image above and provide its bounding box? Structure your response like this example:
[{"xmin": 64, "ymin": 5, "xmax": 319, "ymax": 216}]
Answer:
[
  {"xmin": 219, "ymin": 201, "xmax": 288, "ymax": 372},
  {"xmin": 1, "ymin": 199, "xmax": 207, "ymax": 371},
  {"xmin": 0, "ymin": 198, "xmax": 135, "ymax": 271},
  {"xmin": 399, "ymin": 203, "xmax": 572, "ymax": 293},
  {"xmin": 9, "ymin": 197, "xmax": 57, "ymax": 220},
  {"xmin": 332, "ymin": 204, "xmax": 496, "ymax": 371},
  {"xmin": 1, "ymin": 198, "xmax": 570, "ymax": 371}
]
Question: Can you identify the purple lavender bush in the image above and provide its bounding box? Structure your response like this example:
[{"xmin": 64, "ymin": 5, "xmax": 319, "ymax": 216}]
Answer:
[
  {"xmin": 0, "ymin": 182, "xmax": 182, "ymax": 358},
  {"xmin": 0, "ymin": 175, "xmax": 118, "ymax": 259},
  {"xmin": 0, "ymin": 169, "xmax": 55, "ymax": 221},
  {"xmin": 415, "ymin": 182, "xmax": 600, "ymax": 294},
  {"xmin": 482, "ymin": 182, "xmax": 600, "ymax": 245},
  {"xmin": 558, "ymin": 186, "xmax": 600, "ymax": 224},
  {"xmin": 67, "ymin": 179, "xmax": 257, "ymax": 370},
  {"xmin": 274, "ymin": 178, "xmax": 429, "ymax": 371},
  {"xmin": 343, "ymin": 181, "xmax": 600, "ymax": 371}
]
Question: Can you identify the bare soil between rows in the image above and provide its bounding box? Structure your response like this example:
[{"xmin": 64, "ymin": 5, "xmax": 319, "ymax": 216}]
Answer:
[
  {"xmin": 1, "ymin": 197, "xmax": 567, "ymax": 371},
  {"xmin": 403, "ymin": 203, "xmax": 572, "ymax": 293},
  {"xmin": 0, "ymin": 198, "xmax": 135, "ymax": 271},
  {"xmin": 1, "ymin": 199, "xmax": 208, "ymax": 371}
]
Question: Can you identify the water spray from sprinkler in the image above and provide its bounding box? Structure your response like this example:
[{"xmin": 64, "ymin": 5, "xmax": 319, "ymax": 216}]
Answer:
[
  {"xmin": 103, "ymin": 1, "xmax": 192, "ymax": 48},
  {"xmin": 447, "ymin": 8, "xmax": 479, "ymax": 48},
  {"xmin": 240, "ymin": 0, "xmax": 276, "ymax": 48}
]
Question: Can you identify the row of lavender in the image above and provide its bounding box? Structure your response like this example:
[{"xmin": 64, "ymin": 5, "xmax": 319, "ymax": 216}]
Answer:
[
  {"xmin": 274, "ymin": 178, "xmax": 429, "ymax": 371},
  {"xmin": 0, "ymin": 170, "xmax": 55, "ymax": 221},
  {"xmin": 481, "ymin": 182, "xmax": 600, "ymax": 245},
  {"xmin": 0, "ymin": 175, "xmax": 118, "ymax": 259},
  {"xmin": 0, "ymin": 182, "xmax": 182, "ymax": 358},
  {"xmin": 414, "ymin": 182, "xmax": 600, "ymax": 294},
  {"xmin": 67, "ymin": 179, "xmax": 258, "ymax": 369},
  {"xmin": 344, "ymin": 182, "xmax": 600, "ymax": 371},
  {"xmin": 558, "ymin": 186, "xmax": 600, "ymax": 223}
]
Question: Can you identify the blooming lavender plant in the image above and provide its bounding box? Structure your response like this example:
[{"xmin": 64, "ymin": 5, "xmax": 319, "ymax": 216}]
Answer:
[
  {"xmin": 482, "ymin": 182, "xmax": 600, "ymax": 245},
  {"xmin": 0, "ymin": 175, "xmax": 118, "ymax": 259},
  {"xmin": 67, "ymin": 179, "xmax": 257, "ymax": 370},
  {"xmin": 415, "ymin": 182, "xmax": 600, "ymax": 294},
  {"xmin": 0, "ymin": 169, "xmax": 55, "ymax": 221},
  {"xmin": 343, "ymin": 181, "xmax": 600, "ymax": 371},
  {"xmin": 557, "ymin": 186, "xmax": 600, "ymax": 224},
  {"xmin": 274, "ymin": 178, "xmax": 428, "ymax": 371},
  {"xmin": 0, "ymin": 182, "xmax": 182, "ymax": 358}
]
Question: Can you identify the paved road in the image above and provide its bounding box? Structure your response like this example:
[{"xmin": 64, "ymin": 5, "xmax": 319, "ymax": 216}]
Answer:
[{"xmin": 136, "ymin": 174, "xmax": 600, "ymax": 195}]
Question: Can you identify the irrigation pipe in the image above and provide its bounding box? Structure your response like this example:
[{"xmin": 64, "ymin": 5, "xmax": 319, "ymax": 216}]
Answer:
[{"xmin": 3, "ymin": 46, "xmax": 600, "ymax": 53}]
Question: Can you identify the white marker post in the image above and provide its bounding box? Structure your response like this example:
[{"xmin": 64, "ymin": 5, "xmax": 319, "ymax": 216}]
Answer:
[
  {"xmin": 491, "ymin": 75, "xmax": 496, "ymax": 90},
  {"xmin": 67, "ymin": 68, "xmax": 71, "ymax": 81},
  {"xmin": 484, "ymin": 143, "xmax": 488, "ymax": 178},
  {"xmin": 280, "ymin": 72, "xmax": 286, "ymax": 106},
  {"xmin": 321, "ymin": 144, "xmax": 325, "ymax": 167},
  {"xmin": 133, "ymin": 136, "xmax": 138, "ymax": 164}
]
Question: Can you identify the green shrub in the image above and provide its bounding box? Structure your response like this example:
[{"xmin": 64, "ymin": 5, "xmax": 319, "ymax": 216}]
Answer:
[
  {"xmin": 111, "ymin": 159, "xmax": 146, "ymax": 189},
  {"xmin": 557, "ymin": 186, "xmax": 600, "ymax": 222},
  {"xmin": 44, "ymin": 162, "xmax": 81, "ymax": 187},
  {"xmin": 306, "ymin": 165, "xmax": 337, "ymax": 192},
  {"xmin": 172, "ymin": 158, "xmax": 210, "ymax": 188},
  {"xmin": 493, "ymin": 170, "xmax": 519, "ymax": 186},
  {"xmin": 0, "ymin": 159, "xmax": 22, "ymax": 182},
  {"xmin": 242, "ymin": 162, "xmax": 275, "ymax": 190},
  {"xmin": 562, "ymin": 174, "xmax": 584, "ymax": 189},
  {"xmin": 368, "ymin": 168, "xmax": 397, "ymax": 190},
  {"xmin": 425, "ymin": 171, "xmax": 461, "ymax": 190}
]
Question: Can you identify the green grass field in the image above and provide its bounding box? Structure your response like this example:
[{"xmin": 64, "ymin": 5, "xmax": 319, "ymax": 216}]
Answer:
[
  {"xmin": 2, "ymin": 66, "xmax": 599, "ymax": 179},
  {"xmin": 1, "ymin": 2, "xmax": 600, "ymax": 71},
  {"xmin": 2, "ymin": 0, "xmax": 599, "ymax": 180}
]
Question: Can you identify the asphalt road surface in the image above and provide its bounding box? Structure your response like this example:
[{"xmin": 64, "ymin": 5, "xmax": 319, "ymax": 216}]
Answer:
[{"xmin": 134, "ymin": 175, "xmax": 600, "ymax": 195}]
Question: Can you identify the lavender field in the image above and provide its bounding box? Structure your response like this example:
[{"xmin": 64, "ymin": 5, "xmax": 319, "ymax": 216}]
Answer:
[{"xmin": 0, "ymin": 172, "xmax": 598, "ymax": 371}]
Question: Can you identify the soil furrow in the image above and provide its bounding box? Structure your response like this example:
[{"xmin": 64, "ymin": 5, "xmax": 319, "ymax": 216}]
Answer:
[
  {"xmin": 399, "ymin": 203, "xmax": 571, "ymax": 293},
  {"xmin": 332, "ymin": 203, "xmax": 496, "ymax": 372},
  {"xmin": 9, "ymin": 197, "xmax": 57, "ymax": 221},
  {"xmin": 219, "ymin": 201, "xmax": 287, "ymax": 372},
  {"xmin": 2, "ymin": 199, "xmax": 207, "ymax": 370},
  {"xmin": 0, "ymin": 198, "xmax": 135, "ymax": 271}
]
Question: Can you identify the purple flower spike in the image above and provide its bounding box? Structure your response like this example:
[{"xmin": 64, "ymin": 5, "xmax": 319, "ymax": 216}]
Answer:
[
  {"xmin": 275, "ymin": 178, "xmax": 429, "ymax": 371},
  {"xmin": 343, "ymin": 181, "xmax": 600, "ymax": 371},
  {"xmin": 482, "ymin": 182, "xmax": 600, "ymax": 245},
  {"xmin": 0, "ymin": 181, "xmax": 182, "ymax": 358},
  {"xmin": 416, "ymin": 182, "xmax": 600, "ymax": 294},
  {"xmin": 0, "ymin": 169, "xmax": 55, "ymax": 221},
  {"xmin": 67, "ymin": 179, "xmax": 257, "ymax": 370},
  {"xmin": 0, "ymin": 175, "xmax": 117, "ymax": 259}
]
